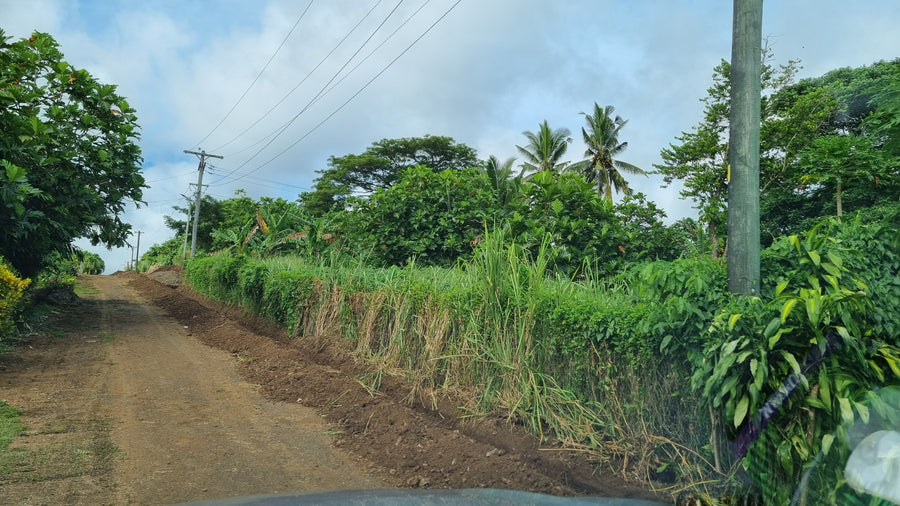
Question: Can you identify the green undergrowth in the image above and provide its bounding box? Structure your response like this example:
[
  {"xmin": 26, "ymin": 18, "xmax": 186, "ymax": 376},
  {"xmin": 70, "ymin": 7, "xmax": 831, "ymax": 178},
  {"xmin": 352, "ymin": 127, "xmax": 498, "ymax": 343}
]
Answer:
[
  {"xmin": 184, "ymin": 216, "xmax": 899, "ymax": 501},
  {"xmin": 0, "ymin": 401, "xmax": 25, "ymax": 450}
]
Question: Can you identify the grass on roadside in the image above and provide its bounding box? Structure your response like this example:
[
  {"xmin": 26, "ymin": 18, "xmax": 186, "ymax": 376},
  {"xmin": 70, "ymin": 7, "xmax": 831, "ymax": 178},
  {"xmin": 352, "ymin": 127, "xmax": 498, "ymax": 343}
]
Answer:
[
  {"xmin": 0, "ymin": 401, "xmax": 25, "ymax": 450},
  {"xmin": 0, "ymin": 414, "xmax": 118, "ymax": 483},
  {"xmin": 73, "ymin": 280, "xmax": 101, "ymax": 297}
]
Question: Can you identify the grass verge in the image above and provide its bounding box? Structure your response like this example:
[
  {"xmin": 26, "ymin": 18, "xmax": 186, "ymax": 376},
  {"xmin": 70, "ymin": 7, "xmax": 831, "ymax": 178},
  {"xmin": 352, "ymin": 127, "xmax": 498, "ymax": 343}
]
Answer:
[
  {"xmin": 0, "ymin": 401, "xmax": 25, "ymax": 450},
  {"xmin": 0, "ymin": 417, "xmax": 118, "ymax": 483}
]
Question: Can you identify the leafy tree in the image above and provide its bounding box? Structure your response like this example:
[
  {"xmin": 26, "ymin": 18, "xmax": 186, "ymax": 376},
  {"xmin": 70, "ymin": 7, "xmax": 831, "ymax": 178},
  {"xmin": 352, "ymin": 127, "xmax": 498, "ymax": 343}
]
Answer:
[
  {"xmin": 479, "ymin": 155, "xmax": 522, "ymax": 213},
  {"xmin": 138, "ymin": 236, "xmax": 184, "ymax": 269},
  {"xmin": 509, "ymin": 171, "xmax": 622, "ymax": 275},
  {"xmin": 795, "ymin": 134, "xmax": 888, "ymax": 220},
  {"xmin": 0, "ymin": 31, "xmax": 145, "ymax": 277},
  {"xmin": 656, "ymin": 53, "xmax": 801, "ymax": 258},
  {"xmin": 515, "ymin": 120, "xmax": 572, "ymax": 175},
  {"xmin": 614, "ymin": 192, "xmax": 681, "ymax": 261},
  {"xmin": 349, "ymin": 166, "xmax": 497, "ymax": 267},
  {"xmin": 300, "ymin": 136, "xmax": 479, "ymax": 215},
  {"xmin": 761, "ymin": 59, "xmax": 900, "ymax": 236},
  {"xmin": 79, "ymin": 251, "xmax": 105, "ymax": 274},
  {"xmin": 164, "ymin": 195, "xmax": 224, "ymax": 254},
  {"xmin": 867, "ymin": 64, "xmax": 900, "ymax": 156},
  {"xmin": 573, "ymin": 103, "xmax": 646, "ymax": 200}
]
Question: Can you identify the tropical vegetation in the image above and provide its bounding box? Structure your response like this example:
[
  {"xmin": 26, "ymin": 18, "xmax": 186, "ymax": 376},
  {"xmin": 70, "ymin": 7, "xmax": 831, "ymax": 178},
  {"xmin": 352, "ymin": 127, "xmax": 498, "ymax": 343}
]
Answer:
[{"xmin": 2, "ymin": 26, "xmax": 898, "ymax": 503}]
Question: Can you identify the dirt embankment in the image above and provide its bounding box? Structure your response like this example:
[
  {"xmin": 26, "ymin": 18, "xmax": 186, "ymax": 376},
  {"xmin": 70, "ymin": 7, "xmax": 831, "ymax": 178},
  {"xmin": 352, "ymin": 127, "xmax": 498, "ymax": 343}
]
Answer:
[{"xmin": 0, "ymin": 271, "xmax": 664, "ymax": 504}]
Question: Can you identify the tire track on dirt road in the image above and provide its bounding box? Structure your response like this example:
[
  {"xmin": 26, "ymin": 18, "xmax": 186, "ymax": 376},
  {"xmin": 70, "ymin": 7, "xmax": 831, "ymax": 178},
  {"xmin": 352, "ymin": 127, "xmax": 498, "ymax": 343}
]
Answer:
[{"xmin": 89, "ymin": 274, "xmax": 385, "ymax": 504}]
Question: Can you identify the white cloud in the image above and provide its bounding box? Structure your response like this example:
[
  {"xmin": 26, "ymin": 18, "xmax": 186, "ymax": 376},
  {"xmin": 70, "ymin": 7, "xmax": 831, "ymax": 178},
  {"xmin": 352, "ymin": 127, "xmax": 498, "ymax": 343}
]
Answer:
[{"xmin": 4, "ymin": 0, "xmax": 899, "ymax": 272}]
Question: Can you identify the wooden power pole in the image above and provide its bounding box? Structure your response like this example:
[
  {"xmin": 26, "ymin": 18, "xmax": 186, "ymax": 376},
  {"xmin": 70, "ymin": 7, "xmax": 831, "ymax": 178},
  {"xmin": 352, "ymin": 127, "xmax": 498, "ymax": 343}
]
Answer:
[
  {"xmin": 727, "ymin": 0, "xmax": 763, "ymax": 295},
  {"xmin": 183, "ymin": 149, "xmax": 223, "ymax": 258}
]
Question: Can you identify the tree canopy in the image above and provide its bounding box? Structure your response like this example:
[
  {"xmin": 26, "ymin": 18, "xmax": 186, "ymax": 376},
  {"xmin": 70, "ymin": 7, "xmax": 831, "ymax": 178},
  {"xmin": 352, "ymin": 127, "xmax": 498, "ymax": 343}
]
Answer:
[
  {"xmin": 573, "ymin": 103, "xmax": 646, "ymax": 200},
  {"xmin": 0, "ymin": 30, "xmax": 145, "ymax": 276},
  {"xmin": 300, "ymin": 135, "xmax": 479, "ymax": 216},
  {"xmin": 516, "ymin": 120, "xmax": 572, "ymax": 175}
]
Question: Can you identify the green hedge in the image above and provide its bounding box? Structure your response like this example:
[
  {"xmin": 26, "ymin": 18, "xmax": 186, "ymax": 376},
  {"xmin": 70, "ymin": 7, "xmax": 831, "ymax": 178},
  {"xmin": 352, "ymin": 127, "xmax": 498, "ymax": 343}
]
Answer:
[{"xmin": 181, "ymin": 216, "xmax": 899, "ymax": 500}]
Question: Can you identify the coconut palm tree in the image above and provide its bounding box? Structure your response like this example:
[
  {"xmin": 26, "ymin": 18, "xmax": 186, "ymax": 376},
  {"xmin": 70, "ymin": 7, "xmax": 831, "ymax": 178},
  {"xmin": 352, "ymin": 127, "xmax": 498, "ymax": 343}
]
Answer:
[
  {"xmin": 575, "ymin": 103, "xmax": 646, "ymax": 200},
  {"xmin": 480, "ymin": 155, "xmax": 522, "ymax": 210},
  {"xmin": 516, "ymin": 120, "xmax": 572, "ymax": 175}
]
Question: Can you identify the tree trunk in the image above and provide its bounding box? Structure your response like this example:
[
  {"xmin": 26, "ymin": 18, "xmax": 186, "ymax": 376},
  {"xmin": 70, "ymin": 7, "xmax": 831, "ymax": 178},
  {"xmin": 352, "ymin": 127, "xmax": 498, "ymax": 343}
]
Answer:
[{"xmin": 709, "ymin": 220, "xmax": 720, "ymax": 260}]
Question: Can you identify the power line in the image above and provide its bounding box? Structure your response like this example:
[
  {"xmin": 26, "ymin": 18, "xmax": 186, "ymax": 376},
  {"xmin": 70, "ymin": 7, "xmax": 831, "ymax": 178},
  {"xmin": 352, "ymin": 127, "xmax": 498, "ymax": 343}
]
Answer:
[
  {"xmin": 210, "ymin": 0, "xmax": 406, "ymax": 185},
  {"xmin": 322, "ymin": 0, "xmax": 433, "ymax": 98},
  {"xmin": 207, "ymin": 164, "xmax": 309, "ymax": 191},
  {"xmin": 213, "ymin": 0, "xmax": 387, "ymax": 154},
  {"xmin": 219, "ymin": 0, "xmax": 433, "ymax": 161},
  {"xmin": 193, "ymin": 0, "xmax": 315, "ymax": 149},
  {"xmin": 224, "ymin": 0, "xmax": 463, "ymax": 185}
]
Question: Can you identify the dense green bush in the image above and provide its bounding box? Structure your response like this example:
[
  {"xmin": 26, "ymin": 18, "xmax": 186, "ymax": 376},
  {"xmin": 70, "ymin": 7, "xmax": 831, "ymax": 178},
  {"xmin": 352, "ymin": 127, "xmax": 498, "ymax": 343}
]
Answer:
[
  {"xmin": 509, "ymin": 170, "xmax": 623, "ymax": 275},
  {"xmin": 348, "ymin": 166, "xmax": 497, "ymax": 267},
  {"xmin": 139, "ymin": 236, "xmax": 184, "ymax": 270},
  {"xmin": 181, "ymin": 216, "xmax": 899, "ymax": 502},
  {"xmin": 696, "ymin": 218, "xmax": 900, "ymax": 503},
  {"xmin": 0, "ymin": 257, "xmax": 30, "ymax": 342}
]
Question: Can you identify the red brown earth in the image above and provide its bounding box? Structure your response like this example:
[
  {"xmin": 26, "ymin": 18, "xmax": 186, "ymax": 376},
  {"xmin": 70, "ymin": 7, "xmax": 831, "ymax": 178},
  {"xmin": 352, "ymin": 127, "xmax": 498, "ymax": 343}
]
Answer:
[{"xmin": 0, "ymin": 270, "xmax": 666, "ymax": 504}]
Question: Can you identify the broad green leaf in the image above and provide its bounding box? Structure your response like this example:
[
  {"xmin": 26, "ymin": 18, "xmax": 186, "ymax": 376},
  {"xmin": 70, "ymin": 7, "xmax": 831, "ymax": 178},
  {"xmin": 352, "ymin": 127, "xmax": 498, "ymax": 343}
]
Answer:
[
  {"xmin": 805, "ymin": 397, "xmax": 827, "ymax": 409},
  {"xmin": 781, "ymin": 298, "xmax": 799, "ymax": 324},
  {"xmin": 791, "ymin": 435, "xmax": 810, "ymax": 460},
  {"xmin": 834, "ymin": 326, "xmax": 851, "ymax": 343},
  {"xmin": 768, "ymin": 329, "xmax": 783, "ymax": 350},
  {"xmin": 808, "ymin": 249, "xmax": 821, "ymax": 266},
  {"xmin": 838, "ymin": 397, "xmax": 854, "ymax": 424},
  {"xmin": 777, "ymin": 440, "xmax": 793, "ymax": 474},
  {"xmin": 722, "ymin": 339, "xmax": 739, "ymax": 356},
  {"xmin": 750, "ymin": 358, "xmax": 764, "ymax": 390},
  {"xmin": 775, "ymin": 280, "xmax": 789, "ymax": 297},
  {"xmin": 821, "ymin": 262, "xmax": 842, "ymax": 278},
  {"xmin": 818, "ymin": 367, "xmax": 831, "ymax": 409},
  {"xmin": 728, "ymin": 313, "xmax": 741, "ymax": 331},
  {"xmin": 821, "ymin": 433, "xmax": 835, "ymax": 456},
  {"xmin": 826, "ymin": 251, "xmax": 843, "ymax": 270},
  {"xmin": 659, "ymin": 334, "xmax": 672, "ymax": 352},
  {"xmin": 780, "ymin": 350, "xmax": 801, "ymax": 375},
  {"xmin": 789, "ymin": 235, "xmax": 801, "ymax": 253},
  {"xmin": 805, "ymin": 294, "xmax": 822, "ymax": 326},
  {"xmin": 763, "ymin": 317, "xmax": 780, "ymax": 339},
  {"xmin": 885, "ymin": 353, "xmax": 900, "ymax": 379},
  {"xmin": 733, "ymin": 395, "xmax": 749, "ymax": 428}
]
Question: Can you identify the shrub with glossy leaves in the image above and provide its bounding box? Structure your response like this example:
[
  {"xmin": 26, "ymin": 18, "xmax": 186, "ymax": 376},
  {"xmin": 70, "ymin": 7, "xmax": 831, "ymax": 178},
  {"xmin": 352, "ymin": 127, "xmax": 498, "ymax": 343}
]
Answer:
[
  {"xmin": 349, "ymin": 166, "xmax": 497, "ymax": 267},
  {"xmin": 0, "ymin": 258, "xmax": 30, "ymax": 340}
]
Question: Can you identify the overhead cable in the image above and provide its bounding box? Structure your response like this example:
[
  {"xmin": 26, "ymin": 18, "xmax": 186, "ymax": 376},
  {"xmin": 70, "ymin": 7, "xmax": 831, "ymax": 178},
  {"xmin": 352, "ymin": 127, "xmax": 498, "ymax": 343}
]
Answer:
[
  {"xmin": 210, "ymin": 0, "xmax": 406, "ymax": 186},
  {"xmin": 223, "ymin": 0, "xmax": 463, "ymax": 185},
  {"xmin": 193, "ymin": 0, "xmax": 315, "ymax": 149}
]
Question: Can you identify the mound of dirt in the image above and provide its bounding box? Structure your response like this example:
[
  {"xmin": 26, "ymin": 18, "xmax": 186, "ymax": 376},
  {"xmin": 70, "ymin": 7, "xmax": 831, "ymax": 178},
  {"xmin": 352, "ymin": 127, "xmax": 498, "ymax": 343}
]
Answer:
[
  {"xmin": 123, "ymin": 271, "xmax": 665, "ymax": 501},
  {"xmin": 144, "ymin": 265, "xmax": 183, "ymax": 287}
]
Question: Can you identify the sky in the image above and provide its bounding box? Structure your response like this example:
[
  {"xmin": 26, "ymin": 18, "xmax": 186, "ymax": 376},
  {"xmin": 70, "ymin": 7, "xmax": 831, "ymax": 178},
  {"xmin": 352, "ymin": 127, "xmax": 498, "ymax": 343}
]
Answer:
[{"xmin": 3, "ymin": 0, "xmax": 899, "ymax": 273}]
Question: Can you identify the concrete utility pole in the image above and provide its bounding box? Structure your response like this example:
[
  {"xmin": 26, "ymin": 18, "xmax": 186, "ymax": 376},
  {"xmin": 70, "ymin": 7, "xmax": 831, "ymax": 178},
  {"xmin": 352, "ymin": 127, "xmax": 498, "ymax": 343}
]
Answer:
[
  {"xmin": 180, "ymin": 194, "xmax": 191, "ymax": 261},
  {"xmin": 727, "ymin": 0, "xmax": 763, "ymax": 295},
  {"xmin": 183, "ymin": 149, "xmax": 223, "ymax": 258},
  {"xmin": 134, "ymin": 231, "xmax": 141, "ymax": 269}
]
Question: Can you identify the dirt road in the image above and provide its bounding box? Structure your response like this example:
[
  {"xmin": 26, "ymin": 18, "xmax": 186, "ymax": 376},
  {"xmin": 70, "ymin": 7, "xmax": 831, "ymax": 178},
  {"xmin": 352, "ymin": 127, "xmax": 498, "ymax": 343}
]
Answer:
[
  {"xmin": 0, "ymin": 271, "xmax": 662, "ymax": 504},
  {"xmin": 1, "ymin": 273, "xmax": 382, "ymax": 505}
]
